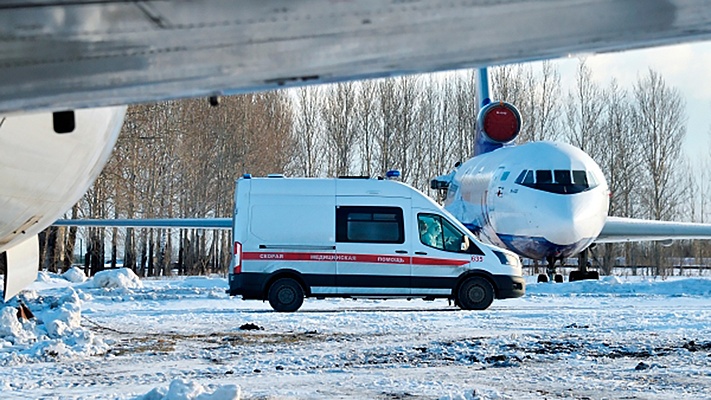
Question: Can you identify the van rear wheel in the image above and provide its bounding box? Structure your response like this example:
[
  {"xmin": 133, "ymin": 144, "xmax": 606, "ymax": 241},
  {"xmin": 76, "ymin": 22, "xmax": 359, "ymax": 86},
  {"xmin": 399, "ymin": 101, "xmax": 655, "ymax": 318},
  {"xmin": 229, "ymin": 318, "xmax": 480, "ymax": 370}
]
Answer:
[
  {"xmin": 268, "ymin": 278, "xmax": 304, "ymax": 312},
  {"xmin": 457, "ymin": 276, "xmax": 494, "ymax": 310}
]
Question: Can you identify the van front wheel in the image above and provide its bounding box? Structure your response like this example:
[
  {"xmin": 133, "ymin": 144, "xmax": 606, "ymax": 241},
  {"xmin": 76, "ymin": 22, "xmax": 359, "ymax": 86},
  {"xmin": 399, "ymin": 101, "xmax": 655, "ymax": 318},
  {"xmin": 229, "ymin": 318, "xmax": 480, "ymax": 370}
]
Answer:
[
  {"xmin": 456, "ymin": 277, "xmax": 494, "ymax": 310},
  {"xmin": 268, "ymin": 278, "xmax": 304, "ymax": 312}
]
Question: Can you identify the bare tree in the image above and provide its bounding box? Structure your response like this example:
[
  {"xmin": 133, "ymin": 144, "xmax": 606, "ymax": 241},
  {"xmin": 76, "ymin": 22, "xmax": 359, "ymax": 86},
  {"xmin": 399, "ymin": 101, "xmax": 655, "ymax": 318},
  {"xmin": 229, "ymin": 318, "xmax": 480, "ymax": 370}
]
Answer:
[
  {"xmin": 490, "ymin": 63, "xmax": 561, "ymax": 144},
  {"xmin": 451, "ymin": 72, "xmax": 477, "ymax": 162},
  {"xmin": 491, "ymin": 64, "xmax": 529, "ymax": 107},
  {"xmin": 291, "ymin": 87, "xmax": 324, "ymax": 177},
  {"xmin": 596, "ymin": 80, "xmax": 642, "ymax": 274},
  {"xmin": 523, "ymin": 61, "xmax": 562, "ymax": 142},
  {"xmin": 565, "ymin": 60, "xmax": 604, "ymax": 158},
  {"xmin": 634, "ymin": 69, "xmax": 686, "ymax": 221},
  {"xmin": 355, "ymin": 80, "xmax": 380, "ymax": 177},
  {"xmin": 322, "ymin": 82, "xmax": 358, "ymax": 176},
  {"xmin": 633, "ymin": 69, "xmax": 687, "ymax": 275},
  {"xmin": 411, "ymin": 76, "xmax": 444, "ymax": 192}
]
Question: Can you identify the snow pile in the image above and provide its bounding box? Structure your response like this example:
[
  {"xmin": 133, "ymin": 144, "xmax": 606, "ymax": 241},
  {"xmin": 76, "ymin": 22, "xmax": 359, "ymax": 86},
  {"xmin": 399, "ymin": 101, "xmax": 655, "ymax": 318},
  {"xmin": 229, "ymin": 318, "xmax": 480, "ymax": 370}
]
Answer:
[
  {"xmin": 0, "ymin": 306, "xmax": 35, "ymax": 343},
  {"xmin": 62, "ymin": 266, "xmax": 87, "ymax": 283},
  {"xmin": 126, "ymin": 276, "xmax": 229, "ymax": 302},
  {"xmin": 91, "ymin": 268, "xmax": 143, "ymax": 289},
  {"xmin": 136, "ymin": 379, "xmax": 241, "ymax": 400},
  {"xmin": 0, "ymin": 288, "xmax": 108, "ymax": 364},
  {"xmin": 30, "ymin": 270, "xmax": 72, "ymax": 291},
  {"xmin": 35, "ymin": 270, "xmax": 53, "ymax": 283},
  {"xmin": 527, "ymin": 276, "xmax": 711, "ymax": 296},
  {"xmin": 601, "ymin": 275, "xmax": 623, "ymax": 284}
]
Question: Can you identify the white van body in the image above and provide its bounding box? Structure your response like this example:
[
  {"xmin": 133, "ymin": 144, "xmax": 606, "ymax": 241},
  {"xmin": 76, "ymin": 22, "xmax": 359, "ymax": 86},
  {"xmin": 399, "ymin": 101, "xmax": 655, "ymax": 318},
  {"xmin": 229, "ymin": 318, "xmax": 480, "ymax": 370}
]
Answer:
[{"xmin": 228, "ymin": 176, "xmax": 525, "ymax": 311}]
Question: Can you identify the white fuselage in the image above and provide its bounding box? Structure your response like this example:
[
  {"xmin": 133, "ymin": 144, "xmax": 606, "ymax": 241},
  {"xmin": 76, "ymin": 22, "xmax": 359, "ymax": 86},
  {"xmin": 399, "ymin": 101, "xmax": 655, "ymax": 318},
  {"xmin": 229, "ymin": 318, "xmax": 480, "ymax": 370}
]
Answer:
[
  {"xmin": 444, "ymin": 141, "xmax": 609, "ymax": 260},
  {"xmin": 0, "ymin": 107, "xmax": 126, "ymax": 254}
]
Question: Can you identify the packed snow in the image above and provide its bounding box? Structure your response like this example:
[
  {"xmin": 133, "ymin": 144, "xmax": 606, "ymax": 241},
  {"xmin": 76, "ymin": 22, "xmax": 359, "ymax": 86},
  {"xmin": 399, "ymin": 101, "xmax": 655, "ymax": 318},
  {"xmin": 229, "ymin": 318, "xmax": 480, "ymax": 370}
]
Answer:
[{"xmin": 1, "ymin": 268, "xmax": 710, "ymax": 399}]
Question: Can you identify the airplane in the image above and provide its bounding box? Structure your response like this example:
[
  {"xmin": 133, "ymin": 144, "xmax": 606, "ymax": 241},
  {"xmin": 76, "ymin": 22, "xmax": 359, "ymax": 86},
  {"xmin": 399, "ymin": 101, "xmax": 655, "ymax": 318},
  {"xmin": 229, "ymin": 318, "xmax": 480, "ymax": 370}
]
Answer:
[
  {"xmin": 432, "ymin": 69, "xmax": 711, "ymax": 283},
  {"xmin": 3, "ymin": 1, "xmax": 711, "ymax": 301}
]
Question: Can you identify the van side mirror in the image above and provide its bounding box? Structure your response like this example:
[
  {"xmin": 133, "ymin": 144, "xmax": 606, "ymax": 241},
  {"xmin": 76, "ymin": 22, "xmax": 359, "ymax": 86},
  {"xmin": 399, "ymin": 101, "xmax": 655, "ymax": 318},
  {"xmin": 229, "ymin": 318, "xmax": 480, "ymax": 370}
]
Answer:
[{"xmin": 460, "ymin": 235, "xmax": 470, "ymax": 252}]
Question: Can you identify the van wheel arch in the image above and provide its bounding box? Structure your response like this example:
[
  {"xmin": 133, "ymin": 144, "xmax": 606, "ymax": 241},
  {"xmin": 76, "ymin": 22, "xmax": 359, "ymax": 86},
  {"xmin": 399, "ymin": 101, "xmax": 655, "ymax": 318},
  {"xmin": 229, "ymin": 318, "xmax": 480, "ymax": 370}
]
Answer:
[{"xmin": 263, "ymin": 270, "xmax": 310, "ymax": 299}]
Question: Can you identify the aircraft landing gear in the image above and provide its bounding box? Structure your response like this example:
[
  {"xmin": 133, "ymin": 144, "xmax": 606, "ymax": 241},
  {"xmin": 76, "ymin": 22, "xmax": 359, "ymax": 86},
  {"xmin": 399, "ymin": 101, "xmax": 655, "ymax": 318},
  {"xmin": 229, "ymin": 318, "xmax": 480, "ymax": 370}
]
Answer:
[
  {"xmin": 538, "ymin": 256, "xmax": 563, "ymax": 283},
  {"xmin": 569, "ymin": 247, "xmax": 600, "ymax": 282}
]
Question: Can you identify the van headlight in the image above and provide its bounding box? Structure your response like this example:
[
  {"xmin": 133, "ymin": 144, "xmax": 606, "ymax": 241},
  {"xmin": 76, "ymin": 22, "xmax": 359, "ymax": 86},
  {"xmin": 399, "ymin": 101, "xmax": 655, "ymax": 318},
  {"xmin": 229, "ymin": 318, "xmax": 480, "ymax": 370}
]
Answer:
[{"xmin": 493, "ymin": 250, "xmax": 520, "ymax": 267}]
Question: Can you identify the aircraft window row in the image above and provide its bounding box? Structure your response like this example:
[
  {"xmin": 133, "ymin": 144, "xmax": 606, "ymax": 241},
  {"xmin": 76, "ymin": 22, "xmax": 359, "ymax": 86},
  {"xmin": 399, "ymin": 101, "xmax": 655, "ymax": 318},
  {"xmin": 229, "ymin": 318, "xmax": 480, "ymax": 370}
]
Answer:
[{"xmin": 514, "ymin": 169, "xmax": 597, "ymax": 194}]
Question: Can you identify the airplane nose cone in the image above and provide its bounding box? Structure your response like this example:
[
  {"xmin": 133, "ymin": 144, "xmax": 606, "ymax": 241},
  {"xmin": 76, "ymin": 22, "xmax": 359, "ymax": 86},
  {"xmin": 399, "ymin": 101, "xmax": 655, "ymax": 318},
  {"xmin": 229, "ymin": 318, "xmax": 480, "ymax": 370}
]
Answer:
[{"xmin": 530, "ymin": 193, "xmax": 607, "ymax": 247}]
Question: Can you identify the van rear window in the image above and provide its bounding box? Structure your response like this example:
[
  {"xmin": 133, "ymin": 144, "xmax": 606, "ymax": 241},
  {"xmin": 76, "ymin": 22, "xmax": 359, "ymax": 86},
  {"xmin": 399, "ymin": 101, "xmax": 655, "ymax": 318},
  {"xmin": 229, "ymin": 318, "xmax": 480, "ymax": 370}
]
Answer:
[{"xmin": 336, "ymin": 206, "xmax": 404, "ymax": 244}]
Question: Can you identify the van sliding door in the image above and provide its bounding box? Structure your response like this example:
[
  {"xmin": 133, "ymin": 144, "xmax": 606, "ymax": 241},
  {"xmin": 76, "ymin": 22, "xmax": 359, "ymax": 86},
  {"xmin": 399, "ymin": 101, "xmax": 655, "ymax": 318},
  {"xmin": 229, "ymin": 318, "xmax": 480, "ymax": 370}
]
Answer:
[{"xmin": 335, "ymin": 204, "xmax": 411, "ymax": 296}]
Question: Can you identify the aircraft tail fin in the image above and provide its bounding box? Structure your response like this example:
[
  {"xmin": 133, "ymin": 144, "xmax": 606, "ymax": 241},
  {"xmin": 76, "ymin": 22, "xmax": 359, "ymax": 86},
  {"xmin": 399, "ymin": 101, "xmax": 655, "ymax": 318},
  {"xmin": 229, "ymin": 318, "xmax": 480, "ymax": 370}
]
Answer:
[{"xmin": 472, "ymin": 68, "xmax": 522, "ymax": 156}]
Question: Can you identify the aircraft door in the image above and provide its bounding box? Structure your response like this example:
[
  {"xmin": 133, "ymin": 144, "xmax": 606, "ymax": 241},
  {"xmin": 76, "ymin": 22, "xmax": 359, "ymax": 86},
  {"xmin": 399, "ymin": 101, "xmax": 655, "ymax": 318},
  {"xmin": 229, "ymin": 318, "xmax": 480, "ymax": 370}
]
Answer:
[{"xmin": 335, "ymin": 205, "xmax": 411, "ymax": 295}]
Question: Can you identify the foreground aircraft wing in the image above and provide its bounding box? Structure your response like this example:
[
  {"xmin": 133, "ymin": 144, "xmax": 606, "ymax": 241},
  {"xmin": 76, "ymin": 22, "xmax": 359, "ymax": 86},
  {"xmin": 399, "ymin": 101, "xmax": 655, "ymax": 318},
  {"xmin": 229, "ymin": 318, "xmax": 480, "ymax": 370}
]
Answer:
[
  {"xmin": 53, "ymin": 219, "xmax": 232, "ymax": 230},
  {"xmin": 2, "ymin": 1, "xmax": 711, "ymax": 113},
  {"xmin": 596, "ymin": 216, "xmax": 711, "ymax": 244}
]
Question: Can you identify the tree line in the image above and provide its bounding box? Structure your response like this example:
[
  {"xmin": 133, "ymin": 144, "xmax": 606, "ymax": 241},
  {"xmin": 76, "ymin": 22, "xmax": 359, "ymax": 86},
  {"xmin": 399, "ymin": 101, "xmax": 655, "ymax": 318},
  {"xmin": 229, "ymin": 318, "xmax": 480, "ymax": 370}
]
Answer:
[{"xmin": 37, "ymin": 61, "xmax": 711, "ymax": 277}]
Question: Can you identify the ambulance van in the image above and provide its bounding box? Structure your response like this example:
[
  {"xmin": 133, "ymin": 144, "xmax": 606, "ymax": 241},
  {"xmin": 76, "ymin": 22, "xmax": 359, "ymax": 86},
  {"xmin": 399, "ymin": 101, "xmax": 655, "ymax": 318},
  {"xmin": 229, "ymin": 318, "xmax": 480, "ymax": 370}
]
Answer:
[{"xmin": 228, "ymin": 175, "xmax": 525, "ymax": 312}]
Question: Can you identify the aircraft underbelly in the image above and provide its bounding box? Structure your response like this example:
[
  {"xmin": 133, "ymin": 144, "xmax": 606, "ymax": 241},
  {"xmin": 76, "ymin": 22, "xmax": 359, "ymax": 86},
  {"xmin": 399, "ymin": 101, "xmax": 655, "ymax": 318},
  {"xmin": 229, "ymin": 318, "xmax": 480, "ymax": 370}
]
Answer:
[
  {"xmin": 0, "ymin": 107, "xmax": 126, "ymax": 252},
  {"xmin": 493, "ymin": 234, "xmax": 593, "ymax": 260}
]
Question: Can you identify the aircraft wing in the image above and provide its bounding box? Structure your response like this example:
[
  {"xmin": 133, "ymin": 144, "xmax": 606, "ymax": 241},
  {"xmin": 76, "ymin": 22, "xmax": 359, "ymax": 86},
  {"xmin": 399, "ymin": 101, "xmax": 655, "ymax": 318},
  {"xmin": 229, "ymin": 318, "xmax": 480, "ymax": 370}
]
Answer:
[
  {"xmin": 596, "ymin": 216, "xmax": 711, "ymax": 243},
  {"xmin": 2, "ymin": 1, "xmax": 711, "ymax": 113},
  {"xmin": 53, "ymin": 219, "xmax": 232, "ymax": 230}
]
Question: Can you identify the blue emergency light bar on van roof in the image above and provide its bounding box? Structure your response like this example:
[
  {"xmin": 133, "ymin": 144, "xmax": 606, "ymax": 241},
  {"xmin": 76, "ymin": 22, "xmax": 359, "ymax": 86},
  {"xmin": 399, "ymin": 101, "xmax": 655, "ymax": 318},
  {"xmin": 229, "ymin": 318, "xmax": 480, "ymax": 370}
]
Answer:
[{"xmin": 386, "ymin": 170, "xmax": 401, "ymax": 179}]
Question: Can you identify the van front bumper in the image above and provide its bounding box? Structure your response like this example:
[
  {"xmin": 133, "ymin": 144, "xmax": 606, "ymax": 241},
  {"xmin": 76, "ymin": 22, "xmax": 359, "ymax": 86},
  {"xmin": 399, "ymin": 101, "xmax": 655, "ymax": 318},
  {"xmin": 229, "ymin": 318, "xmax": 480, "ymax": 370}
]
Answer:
[{"xmin": 493, "ymin": 275, "xmax": 525, "ymax": 299}]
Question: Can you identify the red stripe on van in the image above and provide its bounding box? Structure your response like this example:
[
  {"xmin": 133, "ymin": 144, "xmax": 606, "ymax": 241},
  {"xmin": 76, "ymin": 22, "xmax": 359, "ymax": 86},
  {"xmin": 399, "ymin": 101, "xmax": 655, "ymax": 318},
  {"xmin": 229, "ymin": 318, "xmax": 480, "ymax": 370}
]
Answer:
[
  {"xmin": 411, "ymin": 257, "xmax": 469, "ymax": 266},
  {"xmin": 242, "ymin": 252, "xmax": 408, "ymax": 264},
  {"xmin": 242, "ymin": 252, "xmax": 469, "ymax": 267}
]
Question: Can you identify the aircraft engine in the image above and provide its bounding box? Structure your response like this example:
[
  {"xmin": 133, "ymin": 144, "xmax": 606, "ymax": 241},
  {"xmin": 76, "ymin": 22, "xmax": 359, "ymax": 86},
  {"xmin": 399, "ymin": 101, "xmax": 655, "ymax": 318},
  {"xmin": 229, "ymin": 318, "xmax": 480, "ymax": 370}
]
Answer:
[{"xmin": 477, "ymin": 101, "xmax": 521, "ymax": 144}]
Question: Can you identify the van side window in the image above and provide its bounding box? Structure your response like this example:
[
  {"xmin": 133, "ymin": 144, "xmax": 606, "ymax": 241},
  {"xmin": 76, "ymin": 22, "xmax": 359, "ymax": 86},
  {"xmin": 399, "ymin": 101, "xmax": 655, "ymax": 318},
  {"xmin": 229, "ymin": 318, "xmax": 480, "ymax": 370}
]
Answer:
[
  {"xmin": 336, "ymin": 206, "xmax": 404, "ymax": 244},
  {"xmin": 418, "ymin": 214, "xmax": 484, "ymax": 255}
]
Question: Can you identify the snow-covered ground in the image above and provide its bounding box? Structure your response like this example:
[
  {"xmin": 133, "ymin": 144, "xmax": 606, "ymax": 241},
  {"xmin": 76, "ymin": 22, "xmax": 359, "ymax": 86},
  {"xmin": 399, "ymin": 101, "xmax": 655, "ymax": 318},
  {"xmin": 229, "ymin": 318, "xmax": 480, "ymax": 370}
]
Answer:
[{"xmin": 1, "ymin": 269, "xmax": 710, "ymax": 399}]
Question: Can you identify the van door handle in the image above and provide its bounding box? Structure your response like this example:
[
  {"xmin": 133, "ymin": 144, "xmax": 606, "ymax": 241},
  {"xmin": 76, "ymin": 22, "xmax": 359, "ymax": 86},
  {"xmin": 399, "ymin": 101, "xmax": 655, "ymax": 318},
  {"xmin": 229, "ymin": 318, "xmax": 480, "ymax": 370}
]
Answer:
[
  {"xmin": 395, "ymin": 250, "xmax": 408, "ymax": 254},
  {"xmin": 415, "ymin": 251, "xmax": 427, "ymax": 255}
]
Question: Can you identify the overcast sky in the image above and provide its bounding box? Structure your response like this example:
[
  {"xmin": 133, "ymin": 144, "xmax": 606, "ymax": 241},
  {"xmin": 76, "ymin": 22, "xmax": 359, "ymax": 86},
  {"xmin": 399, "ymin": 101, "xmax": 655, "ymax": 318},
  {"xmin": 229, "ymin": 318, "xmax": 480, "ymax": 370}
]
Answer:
[{"xmin": 547, "ymin": 40, "xmax": 711, "ymax": 163}]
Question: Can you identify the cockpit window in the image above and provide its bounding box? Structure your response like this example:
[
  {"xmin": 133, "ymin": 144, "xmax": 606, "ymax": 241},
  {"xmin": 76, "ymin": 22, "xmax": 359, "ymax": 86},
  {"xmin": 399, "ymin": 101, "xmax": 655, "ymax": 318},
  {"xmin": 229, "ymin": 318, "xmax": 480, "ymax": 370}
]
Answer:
[
  {"xmin": 514, "ymin": 170, "xmax": 527, "ymax": 184},
  {"xmin": 572, "ymin": 170, "xmax": 588, "ymax": 186},
  {"xmin": 523, "ymin": 170, "xmax": 534, "ymax": 184},
  {"xmin": 515, "ymin": 169, "xmax": 597, "ymax": 194},
  {"xmin": 554, "ymin": 170, "xmax": 572, "ymax": 185},
  {"xmin": 536, "ymin": 170, "xmax": 552, "ymax": 184}
]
